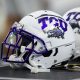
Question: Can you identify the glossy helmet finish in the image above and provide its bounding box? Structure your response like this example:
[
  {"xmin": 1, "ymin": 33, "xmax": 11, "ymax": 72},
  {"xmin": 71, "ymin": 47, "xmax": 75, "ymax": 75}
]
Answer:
[
  {"xmin": 63, "ymin": 7, "xmax": 80, "ymax": 58},
  {"xmin": 1, "ymin": 10, "xmax": 75, "ymax": 72}
]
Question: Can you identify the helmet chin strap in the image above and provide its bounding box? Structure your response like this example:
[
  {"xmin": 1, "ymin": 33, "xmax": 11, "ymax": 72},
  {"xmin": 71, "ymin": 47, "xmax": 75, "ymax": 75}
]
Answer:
[
  {"xmin": 20, "ymin": 45, "xmax": 50, "ymax": 73},
  {"xmin": 21, "ymin": 46, "xmax": 50, "ymax": 73}
]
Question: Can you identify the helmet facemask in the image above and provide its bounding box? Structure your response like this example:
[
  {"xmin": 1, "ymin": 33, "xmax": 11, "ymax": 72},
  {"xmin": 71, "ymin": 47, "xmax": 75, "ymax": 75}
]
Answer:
[{"xmin": 1, "ymin": 22, "xmax": 48, "ymax": 63}]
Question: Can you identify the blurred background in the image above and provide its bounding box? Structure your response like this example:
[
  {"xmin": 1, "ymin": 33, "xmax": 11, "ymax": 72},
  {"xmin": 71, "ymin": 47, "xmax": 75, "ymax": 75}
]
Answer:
[{"xmin": 0, "ymin": 0, "xmax": 80, "ymax": 43}]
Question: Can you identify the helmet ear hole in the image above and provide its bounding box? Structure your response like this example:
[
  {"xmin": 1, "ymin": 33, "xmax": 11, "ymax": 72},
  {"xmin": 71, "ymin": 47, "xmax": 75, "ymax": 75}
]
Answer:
[{"xmin": 42, "ymin": 50, "xmax": 52, "ymax": 57}]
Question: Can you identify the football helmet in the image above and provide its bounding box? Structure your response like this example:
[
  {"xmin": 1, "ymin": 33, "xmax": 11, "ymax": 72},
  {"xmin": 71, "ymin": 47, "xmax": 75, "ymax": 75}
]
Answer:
[
  {"xmin": 1, "ymin": 10, "xmax": 75, "ymax": 73},
  {"xmin": 63, "ymin": 7, "xmax": 80, "ymax": 58}
]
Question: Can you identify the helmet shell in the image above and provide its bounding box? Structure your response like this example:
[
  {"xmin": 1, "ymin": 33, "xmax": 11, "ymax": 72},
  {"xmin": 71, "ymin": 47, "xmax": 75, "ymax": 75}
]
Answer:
[{"xmin": 19, "ymin": 10, "xmax": 75, "ymax": 49}]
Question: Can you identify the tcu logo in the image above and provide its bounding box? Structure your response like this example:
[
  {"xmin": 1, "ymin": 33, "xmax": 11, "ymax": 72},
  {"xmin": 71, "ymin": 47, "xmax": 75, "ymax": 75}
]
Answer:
[
  {"xmin": 66, "ymin": 12, "xmax": 80, "ymax": 21},
  {"xmin": 38, "ymin": 16, "xmax": 67, "ymax": 32}
]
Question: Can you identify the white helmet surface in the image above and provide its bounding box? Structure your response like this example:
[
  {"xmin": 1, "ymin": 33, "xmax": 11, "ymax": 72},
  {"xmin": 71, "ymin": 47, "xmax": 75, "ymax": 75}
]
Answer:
[
  {"xmin": 1, "ymin": 10, "xmax": 75, "ymax": 73},
  {"xmin": 63, "ymin": 7, "xmax": 80, "ymax": 58}
]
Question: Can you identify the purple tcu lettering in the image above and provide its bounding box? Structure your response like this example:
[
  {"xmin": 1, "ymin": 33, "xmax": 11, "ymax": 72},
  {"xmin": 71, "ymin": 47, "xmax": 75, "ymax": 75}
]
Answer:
[
  {"xmin": 38, "ymin": 16, "xmax": 67, "ymax": 32},
  {"xmin": 66, "ymin": 12, "xmax": 80, "ymax": 21}
]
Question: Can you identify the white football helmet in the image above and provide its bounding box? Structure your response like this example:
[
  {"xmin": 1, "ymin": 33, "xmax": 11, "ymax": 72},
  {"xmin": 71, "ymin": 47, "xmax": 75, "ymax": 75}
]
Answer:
[
  {"xmin": 1, "ymin": 10, "xmax": 75, "ymax": 73},
  {"xmin": 63, "ymin": 7, "xmax": 80, "ymax": 58}
]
